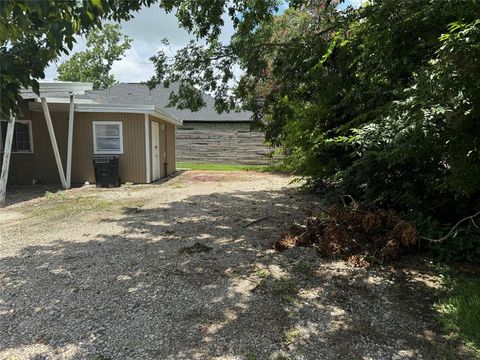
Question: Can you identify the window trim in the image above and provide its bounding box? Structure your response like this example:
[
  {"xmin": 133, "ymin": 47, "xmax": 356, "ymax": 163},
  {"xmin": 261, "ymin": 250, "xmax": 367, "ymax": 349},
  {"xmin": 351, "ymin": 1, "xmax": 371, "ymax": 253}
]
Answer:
[
  {"xmin": 0, "ymin": 119, "xmax": 34, "ymax": 154},
  {"xmin": 92, "ymin": 121, "xmax": 124, "ymax": 155}
]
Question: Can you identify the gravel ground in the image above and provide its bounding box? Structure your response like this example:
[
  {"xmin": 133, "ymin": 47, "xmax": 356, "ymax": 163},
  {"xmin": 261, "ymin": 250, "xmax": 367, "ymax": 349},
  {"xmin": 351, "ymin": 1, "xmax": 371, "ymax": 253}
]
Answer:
[{"xmin": 0, "ymin": 171, "xmax": 472, "ymax": 360}]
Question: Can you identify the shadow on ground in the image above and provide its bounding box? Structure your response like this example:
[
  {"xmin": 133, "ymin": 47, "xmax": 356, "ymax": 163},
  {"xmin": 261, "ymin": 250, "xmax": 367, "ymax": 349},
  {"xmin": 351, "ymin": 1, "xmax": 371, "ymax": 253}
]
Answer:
[
  {"xmin": 3, "ymin": 184, "xmax": 63, "ymax": 207},
  {"xmin": 0, "ymin": 187, "xmax": 472, "ymax": 359}
]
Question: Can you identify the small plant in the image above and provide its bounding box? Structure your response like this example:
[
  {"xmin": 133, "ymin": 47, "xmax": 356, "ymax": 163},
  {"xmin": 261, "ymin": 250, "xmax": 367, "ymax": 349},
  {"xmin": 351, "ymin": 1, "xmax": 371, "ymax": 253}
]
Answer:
[
  {"xmin": 284, "ymin": 328, "xmax": 301, "ymax": 344},
  {"xmin": 269, "ymin": 278, "xmax": 298, "ymax": 304},
  {"xmin": 254, "ymin": 268, "xmax": 270, "ymax": 278}
]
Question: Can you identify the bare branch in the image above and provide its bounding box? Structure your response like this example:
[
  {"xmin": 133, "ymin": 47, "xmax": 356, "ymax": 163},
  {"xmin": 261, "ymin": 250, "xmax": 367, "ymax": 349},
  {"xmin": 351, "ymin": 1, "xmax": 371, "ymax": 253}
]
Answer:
[{"xmin": 420, "ymin": 210, "xmax": 480, "ymax": 243}]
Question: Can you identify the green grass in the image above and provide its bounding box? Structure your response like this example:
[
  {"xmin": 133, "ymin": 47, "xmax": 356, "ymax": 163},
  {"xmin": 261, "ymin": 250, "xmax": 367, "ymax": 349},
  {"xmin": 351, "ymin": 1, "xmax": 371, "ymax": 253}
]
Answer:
[
  {"xmin": 22, "ymin": 190, "xmax": 141, "ymax": 221},
  {"xmin": 26, "ymin": 192, "xmax": 116, "ymax": 219},
  {"xmin": 177, "ymin": 162, "xmax": 285, "ymax": 172},
  {"xmin": 284, "ymin": 328, "xmax": 302, "ymax": 344},
  {"xmin": 436, "ymin": 269, "xmax": 480, "ymax": 355},
  {"xmin": 254, "ymin": 268, "xmax": 270, "ymax": 278}
]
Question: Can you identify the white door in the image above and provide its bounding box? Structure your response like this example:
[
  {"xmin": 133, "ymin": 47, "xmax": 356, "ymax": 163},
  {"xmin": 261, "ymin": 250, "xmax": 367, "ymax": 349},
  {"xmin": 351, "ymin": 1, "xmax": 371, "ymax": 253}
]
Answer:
[{"xmin": 151, "ymin": 122, "xmax": 160, "ymax": 180}]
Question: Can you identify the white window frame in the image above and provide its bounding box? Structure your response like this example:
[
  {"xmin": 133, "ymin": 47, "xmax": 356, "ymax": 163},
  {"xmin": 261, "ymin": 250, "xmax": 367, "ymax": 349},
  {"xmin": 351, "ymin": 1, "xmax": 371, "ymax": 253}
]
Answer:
[
  {"xmin": 0, "ymin": 119, "xmax": 34, "ymax": 154},
  {"xmin": 92, "ymin": 121, "xmax": 124, "ymax": 155}
]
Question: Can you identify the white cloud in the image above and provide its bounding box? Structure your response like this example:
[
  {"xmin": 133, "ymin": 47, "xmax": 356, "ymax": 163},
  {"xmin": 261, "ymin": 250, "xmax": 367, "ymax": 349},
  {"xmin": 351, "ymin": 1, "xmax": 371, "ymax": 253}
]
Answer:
[
  {"xmin": 110, "ymin": 47, "xmax": 155, "ymax": 83},
  {"xmin": 43, "ymin": 4, "xmax": 239, "ymax": 82}
]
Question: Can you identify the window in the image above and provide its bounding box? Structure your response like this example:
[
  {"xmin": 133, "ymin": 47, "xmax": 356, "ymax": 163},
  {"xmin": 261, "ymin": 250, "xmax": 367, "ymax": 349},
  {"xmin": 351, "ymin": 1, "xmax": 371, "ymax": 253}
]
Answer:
[
  {"xmin": 93, "ymin": 121, "xmax": 123, "ymax": 154},
  {"xmin": 0, "ymin": 120, "xmax": 33, "ymax": 153}
]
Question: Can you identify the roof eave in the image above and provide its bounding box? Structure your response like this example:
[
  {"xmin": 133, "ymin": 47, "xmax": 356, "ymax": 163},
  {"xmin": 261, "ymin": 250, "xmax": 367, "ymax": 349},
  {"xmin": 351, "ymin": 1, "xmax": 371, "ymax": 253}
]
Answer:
[
  {"xmin": 20, "ymin": 81, "xmax": 93, "ymax": 96},
  {"xmin": 74, "ymin": 103, "xmax": 181, "ymax": 126},
  {"xmin": 152, "ymin": 106, "xmax": 182, "ymax": 126}
]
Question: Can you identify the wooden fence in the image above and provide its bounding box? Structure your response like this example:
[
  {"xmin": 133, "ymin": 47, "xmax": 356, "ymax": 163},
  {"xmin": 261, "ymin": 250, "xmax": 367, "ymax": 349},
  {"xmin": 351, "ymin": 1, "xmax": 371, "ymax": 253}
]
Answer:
[{"xmin": 176, "ymin": 129, "xmax": 277, "ymax": 165}]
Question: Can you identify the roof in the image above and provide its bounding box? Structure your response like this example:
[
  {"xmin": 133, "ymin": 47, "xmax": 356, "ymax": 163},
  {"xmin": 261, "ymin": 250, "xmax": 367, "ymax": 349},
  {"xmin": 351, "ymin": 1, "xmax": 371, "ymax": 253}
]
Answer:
[
  {"xmin": 75, "ymin": 103, "xmax": 182, "ymax": 126},
  {"xmin": 85, "ymin": 83, "xmax": 253, "ymax": 122},
  {"xmin": 27, "ymin": 100, "xmax": 182, "ymax": 126}
]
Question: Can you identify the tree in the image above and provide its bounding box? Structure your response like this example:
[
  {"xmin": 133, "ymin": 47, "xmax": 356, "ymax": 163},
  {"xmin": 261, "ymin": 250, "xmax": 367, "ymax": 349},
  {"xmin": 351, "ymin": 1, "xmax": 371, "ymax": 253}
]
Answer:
[
  {"xmin": 146, "ymin": 0, "xmax": 480, "ymax": 258},
  {"xmin": 0, "ymin": 0, "xmax": 280, "ymax": 118},
  {"xmin": 56, "ymin": 24, "xmax": 132, "ymax": 89},
  {"xmin": 0, "ymin": 0, "xmax": 159, "ymax": 118}
]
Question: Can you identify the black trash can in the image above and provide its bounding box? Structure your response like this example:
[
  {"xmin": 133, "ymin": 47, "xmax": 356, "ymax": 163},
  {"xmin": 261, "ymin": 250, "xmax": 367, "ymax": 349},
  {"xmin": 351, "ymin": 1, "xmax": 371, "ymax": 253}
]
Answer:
[{"xmin": 92, "ymin": 156, "xmax": 121, "ymax": 188}]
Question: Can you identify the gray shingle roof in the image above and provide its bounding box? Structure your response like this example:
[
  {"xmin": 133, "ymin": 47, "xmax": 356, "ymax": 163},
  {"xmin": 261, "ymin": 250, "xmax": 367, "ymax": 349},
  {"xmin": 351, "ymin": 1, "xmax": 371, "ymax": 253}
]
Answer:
[{"xmin": 86, "ymin": 83, "xmax": 253, "ymax": 122}]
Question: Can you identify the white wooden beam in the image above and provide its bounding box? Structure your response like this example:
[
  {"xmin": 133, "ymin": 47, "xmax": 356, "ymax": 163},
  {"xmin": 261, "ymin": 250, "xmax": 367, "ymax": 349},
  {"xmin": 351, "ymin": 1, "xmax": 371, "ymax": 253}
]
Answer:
[
  {"xmin": 0, "ymin": 113, "xmax": 16, "ymax": 208},
  {"xmin": 145, "ymin": 114, "xmax": 151, "ymax": 183},
  {"xmin": 41, "ymin": 97, "xmax": 67, "ymax": 189},
  {"xmin": 66, "ymin": 93, "xmax": 75, "ymax": 188}
]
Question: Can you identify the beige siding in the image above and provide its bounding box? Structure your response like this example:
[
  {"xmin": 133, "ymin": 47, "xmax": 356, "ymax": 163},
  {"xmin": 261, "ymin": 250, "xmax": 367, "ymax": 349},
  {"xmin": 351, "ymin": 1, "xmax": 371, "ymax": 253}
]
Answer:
[
  {"xmin": 2, "ymin": 101, "xmax": 35, "ymax": 184},
  {"xmin": 148, "ymin": 115, "xmax": 177, "ymax": 180},
  {"xmin": 166, "ymin": 123, "xmax": 176, "ymax": 174},
  {"xmin": 2, "ymin": 103, "xmax": 147, "ymax": 184},
  {"xmin": 71, "ymin": 112, "xmax": 146, "ymax": 184}
]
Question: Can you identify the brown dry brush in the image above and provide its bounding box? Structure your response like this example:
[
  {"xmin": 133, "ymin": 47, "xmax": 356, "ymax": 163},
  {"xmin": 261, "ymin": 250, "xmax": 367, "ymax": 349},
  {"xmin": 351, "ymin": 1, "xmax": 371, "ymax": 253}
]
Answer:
[{"xmin": 272, "ymin": 203, "xmax": 419, "ymax": 265}]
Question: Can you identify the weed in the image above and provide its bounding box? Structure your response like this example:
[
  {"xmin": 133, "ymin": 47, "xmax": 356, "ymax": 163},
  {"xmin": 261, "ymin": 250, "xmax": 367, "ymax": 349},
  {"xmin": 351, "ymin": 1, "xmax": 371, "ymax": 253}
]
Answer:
[
  {"xmin": 22, "ymin": 191, "xmax": 125, "ymax": 221},
  {"xmin": 281, "ymin": 294, "xmax": 298, "ymax": 305},
  {"xmin": 254, "ymin": 268, "xmax": 270, "ymax": 278},
  {"xmin": 271, "ymin": 279, "xmax": 295, "ymax": 296},
  {"xmin": 93, "ymin": 355, "xmax": 111, "ymax": 360},
  {"xmin": 435, "ymin": 270, "xmax": 480, "ymax": 355},
  {"xmin": 284, "ymin": 328, "xmax": 301, "ymax": 344}
]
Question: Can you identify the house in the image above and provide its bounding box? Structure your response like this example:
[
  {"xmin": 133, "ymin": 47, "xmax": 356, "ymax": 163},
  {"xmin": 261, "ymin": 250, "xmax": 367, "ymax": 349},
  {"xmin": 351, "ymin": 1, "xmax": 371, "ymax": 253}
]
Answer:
[
  {"xmin": 1, "ymin": 81, "xmax": 181, "ymax": 189},
  {"xmin": 82, "ymin": 83, "xmax": 274, "ymax": 165}
]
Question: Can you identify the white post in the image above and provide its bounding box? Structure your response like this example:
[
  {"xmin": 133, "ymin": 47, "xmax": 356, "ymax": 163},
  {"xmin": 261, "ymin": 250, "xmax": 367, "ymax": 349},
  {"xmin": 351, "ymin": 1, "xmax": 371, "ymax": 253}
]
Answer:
[
  {"xmin": 41, "ymin": 97, "xmax": 67, "ymax": 189},
  {"xmin": 144, "ymin": 114, "xmax": 151, "ymax": 183},
  {"xmin": 0, "ymin": 113, "xmax": 16, "ymax": 208},
  {"xmin": 66, "ymin": 93, "xmax": 75, "ymax": 188}
]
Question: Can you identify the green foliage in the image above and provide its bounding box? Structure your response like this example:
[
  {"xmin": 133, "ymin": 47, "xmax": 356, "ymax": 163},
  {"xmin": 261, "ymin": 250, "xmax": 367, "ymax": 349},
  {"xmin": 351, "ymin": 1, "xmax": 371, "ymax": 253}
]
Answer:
[
  {"xmin": 147, "ymin": 0, "xmax": 480, "ymax": 261},
  {"xmin": 196, "ymin": 0, "xmax": 480, "ymax": 261},
  {"xmin": 429, "ymin": 224, "xmax": 480, "ymax": 263},
  {"xmin": 1, "ymin": 0, "xmax": 155, "ymax": 117},
  {"xmin": 56, "ymin": 24, "xmax": 132, "ymax": 89},
  {"xmin": 436, "ymin": 269, "xmax": 480, "ymax": 355}
]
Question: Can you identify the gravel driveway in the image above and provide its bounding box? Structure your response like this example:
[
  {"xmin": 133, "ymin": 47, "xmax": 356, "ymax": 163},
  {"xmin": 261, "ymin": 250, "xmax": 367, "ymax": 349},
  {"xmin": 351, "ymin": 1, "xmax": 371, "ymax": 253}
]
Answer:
[{"xmin": 0, "ymin": 171, "xmax": 471, "ymax": 359}]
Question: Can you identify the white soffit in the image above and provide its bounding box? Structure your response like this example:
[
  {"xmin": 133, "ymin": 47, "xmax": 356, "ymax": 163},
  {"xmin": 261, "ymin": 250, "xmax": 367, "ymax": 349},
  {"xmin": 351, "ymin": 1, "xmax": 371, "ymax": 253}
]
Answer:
[{"xmin": 20, "ymin": 81, "xmax": 93, "ymax": 96}]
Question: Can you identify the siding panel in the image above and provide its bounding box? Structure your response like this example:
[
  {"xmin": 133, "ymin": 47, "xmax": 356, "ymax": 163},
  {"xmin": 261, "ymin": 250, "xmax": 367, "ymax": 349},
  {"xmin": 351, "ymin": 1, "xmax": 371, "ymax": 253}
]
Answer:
[
  {"xmin": 3, "ymin": 106, "xmax": 147, "ymax": 184},
  {"xmin": 72, "ymin": 112, "xmax": 146, "ymax": 184},
  {"xmin": 149, "ymin": 115, "xmax": 176, "ymax": 178}
]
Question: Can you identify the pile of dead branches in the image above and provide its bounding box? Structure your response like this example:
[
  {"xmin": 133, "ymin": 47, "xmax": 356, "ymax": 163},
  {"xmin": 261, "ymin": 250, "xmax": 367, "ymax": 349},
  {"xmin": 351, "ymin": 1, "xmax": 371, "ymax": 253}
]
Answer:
[{"xmin": 272, "ymin": 202, "xmax": 418, "ymax": 265}]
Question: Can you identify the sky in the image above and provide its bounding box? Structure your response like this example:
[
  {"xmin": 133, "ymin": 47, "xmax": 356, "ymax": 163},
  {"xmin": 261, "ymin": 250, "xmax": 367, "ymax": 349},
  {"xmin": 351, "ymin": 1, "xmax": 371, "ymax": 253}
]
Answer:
[{"xmin": 44, "ymin": 0, "xmax": 362, "ymax": 82}]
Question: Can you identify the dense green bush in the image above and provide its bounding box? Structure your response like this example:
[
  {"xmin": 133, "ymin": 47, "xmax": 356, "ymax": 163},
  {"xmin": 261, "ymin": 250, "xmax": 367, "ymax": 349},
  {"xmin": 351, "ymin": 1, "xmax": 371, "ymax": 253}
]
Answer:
[{"xmin": 245, "ymin": 1, "xmax": 480, "ymax": 261}]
